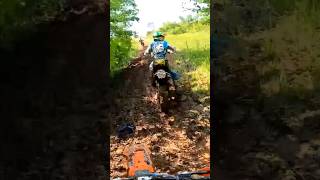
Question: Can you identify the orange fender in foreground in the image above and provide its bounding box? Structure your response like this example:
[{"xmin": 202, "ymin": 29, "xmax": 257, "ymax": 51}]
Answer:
[
  {"xmin": 124, "ymin": 144, "xmax": 155, "ymax": 177},
  {"xmin": 199, "ymin": 165, "xmax": 210, "ymax": 177}
]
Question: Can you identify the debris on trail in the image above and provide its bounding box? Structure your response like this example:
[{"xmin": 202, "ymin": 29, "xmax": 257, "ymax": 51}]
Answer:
[
  {"xmin": 117, "ymin": 123, "xmax": 135, "ymax": 139},
  {"xmin": 108, "ymin": 49, "xmax": 210, "ymax": 177}
]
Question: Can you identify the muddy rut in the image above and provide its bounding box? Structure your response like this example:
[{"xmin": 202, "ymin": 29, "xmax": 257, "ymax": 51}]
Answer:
[{"xmin": 109, "ymin": 48, "xmax": 210, "ymax": 177}]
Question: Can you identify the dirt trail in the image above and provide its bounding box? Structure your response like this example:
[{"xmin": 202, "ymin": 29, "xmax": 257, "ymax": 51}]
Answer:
[{"xmin": 109, "ymin": 47, "xmax": 210, "ymax": 177}]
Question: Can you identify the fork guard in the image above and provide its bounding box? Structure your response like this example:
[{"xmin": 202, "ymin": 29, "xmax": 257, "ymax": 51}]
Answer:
[{"xmin": 124, "ymin": 144, "xmax": 155, "ymax": 177}]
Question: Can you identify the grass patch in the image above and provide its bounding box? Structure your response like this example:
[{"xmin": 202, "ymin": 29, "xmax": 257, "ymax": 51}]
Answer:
[
  {"xmin": 110, "ymin": 38, "xmax": 140, "ymax": 77},
  {"xmin": 165, "ymin": 29, "xmax": 210, "ymax": 94},
  {"xmin": 250, "ymin": 10, "xmax": 320, "ymax": 98},
  {"xmin": 129, "ymin": 38, "xmax": 140, "ymax": 57}
]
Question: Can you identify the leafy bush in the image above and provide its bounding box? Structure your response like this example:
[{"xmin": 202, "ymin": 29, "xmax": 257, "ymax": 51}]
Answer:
[
  {"xmin": 110, "ymin": 0, "xmax": 138, "ymax": 75},
  {"xmin": 165, "ymin": 27, "xmax": 210, "ymax": 94},
  {"xmin": 159, "ymin": 15, "xmax": 209, "ymax": 35}
]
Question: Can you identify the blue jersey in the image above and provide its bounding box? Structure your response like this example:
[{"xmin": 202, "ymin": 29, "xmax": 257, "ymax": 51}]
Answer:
[{"xmin": 150, "ymin": 40, "xmax": 170, "ymax": 59}]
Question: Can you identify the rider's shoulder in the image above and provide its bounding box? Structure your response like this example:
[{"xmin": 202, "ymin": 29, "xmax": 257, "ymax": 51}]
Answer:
[{"xmin": 162, "ymin": 41, "xmax": 169, "ymax": 46}]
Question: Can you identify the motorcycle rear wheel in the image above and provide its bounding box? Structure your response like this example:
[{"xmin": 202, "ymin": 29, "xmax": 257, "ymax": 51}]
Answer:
[{"xmin": 158, "ymin": 85, "xmax": 169, "ymax": 113}]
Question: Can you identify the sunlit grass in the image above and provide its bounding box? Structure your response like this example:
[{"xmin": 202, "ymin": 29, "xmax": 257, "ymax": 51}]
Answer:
[
  {"xmin": 165, "ymin": 30, "xmax": 210, "ymax": 51},
  {"xmin": 250, "ymin": 9, "xmax": 320, "ymax": 98},
  {"xmin": 166, "ymin": 29, "xmax": 210, "ymax": 94},
  {"xmin": 186, "ymin": 60, "xmax": 210, "ymax": 93},
  {"xmin": 130, "ymin": 38, "xmax": 140, "ymax": 57}
]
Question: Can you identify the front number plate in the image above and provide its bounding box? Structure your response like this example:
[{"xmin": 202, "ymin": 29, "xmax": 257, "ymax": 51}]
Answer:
[{"xmin": 155, "ymin": 70, "xmax": 166, "ymax": 79}]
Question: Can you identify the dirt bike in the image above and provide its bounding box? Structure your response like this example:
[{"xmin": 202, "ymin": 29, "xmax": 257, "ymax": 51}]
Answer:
[
  {"xmin": 111, "ymin": 144, "xmax": 210, "ymax": 180},
  {"xmin": 151, "ymin": 51, "xmax": 177, "ymax": 113}
]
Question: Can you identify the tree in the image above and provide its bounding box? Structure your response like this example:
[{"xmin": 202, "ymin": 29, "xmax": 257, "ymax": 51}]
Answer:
[
  {"xmin": 110, "ymin": 0, "xmax": 138, "ymax": 37},
  {"xmin": 182, "ymin": 0, "xmax": 209, "ymax": 23},
  {"xmin": 110, "ymin": 0, "xmax": 139, "ymax": 74}
]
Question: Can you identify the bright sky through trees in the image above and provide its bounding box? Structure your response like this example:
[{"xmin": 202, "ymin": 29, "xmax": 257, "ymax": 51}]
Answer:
[{"xmin": 130, "ymin": 0, "xmax": 196, "ymax": 37}]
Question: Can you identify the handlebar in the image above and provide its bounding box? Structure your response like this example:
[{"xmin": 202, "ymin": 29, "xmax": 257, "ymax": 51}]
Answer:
[
  {"xmin": 167, "ymin": 49, "xmax": 175, "ymax": 54},
  {"xmin": 111, "ymin": 171, "xmax": 210, "ymax": 180}
]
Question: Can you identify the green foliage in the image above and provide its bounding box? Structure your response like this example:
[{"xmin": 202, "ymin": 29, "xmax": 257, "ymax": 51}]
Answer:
[
  {"xmin": 187, "ymin": 0, "xmax": 209, "ymax": 17},
  {"xmin": 110, "ymin": 0, "xmax": 139, "ymax": 75},
  {"xmin": 159, "ymin": 15, "xmax": 209, "ymax": 35},
  {"xmin": 160, "ymin": 0, "xmax": 210, "ymax": 34},
  {"xmin": 110, "ymin": 0, "xmax": 138, "ymax": 37},
  {"xmin": 0, "ymin": 0, "xmax": 65, "ymax": 48}
]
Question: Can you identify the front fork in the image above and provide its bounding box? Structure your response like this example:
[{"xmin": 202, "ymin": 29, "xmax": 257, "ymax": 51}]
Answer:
[
  {"xmin": 150, "ymin": 61, "xmax": 176, "ymax": 100},
  {"xmin": 167, "ymin": 77, "xmax": 176, "ymax": 100},
  {"xmin": 151, "ymin": 74, "xmax": 176, "ymax": 92}
]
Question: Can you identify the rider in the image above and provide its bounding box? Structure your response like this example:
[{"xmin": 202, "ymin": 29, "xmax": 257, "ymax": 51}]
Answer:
[
  {"xmin": 139, "ymin": 37, "xmax": 145, "ymax": 47},
  {"xmin": 144, "ymin": 31, "xmax": 177, "ymax": 86}
]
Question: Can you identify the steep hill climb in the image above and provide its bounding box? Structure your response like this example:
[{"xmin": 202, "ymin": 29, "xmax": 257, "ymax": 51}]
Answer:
[{"xmin": 109, "ymin": 46, "xmax": 210, "ymax": 177}]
